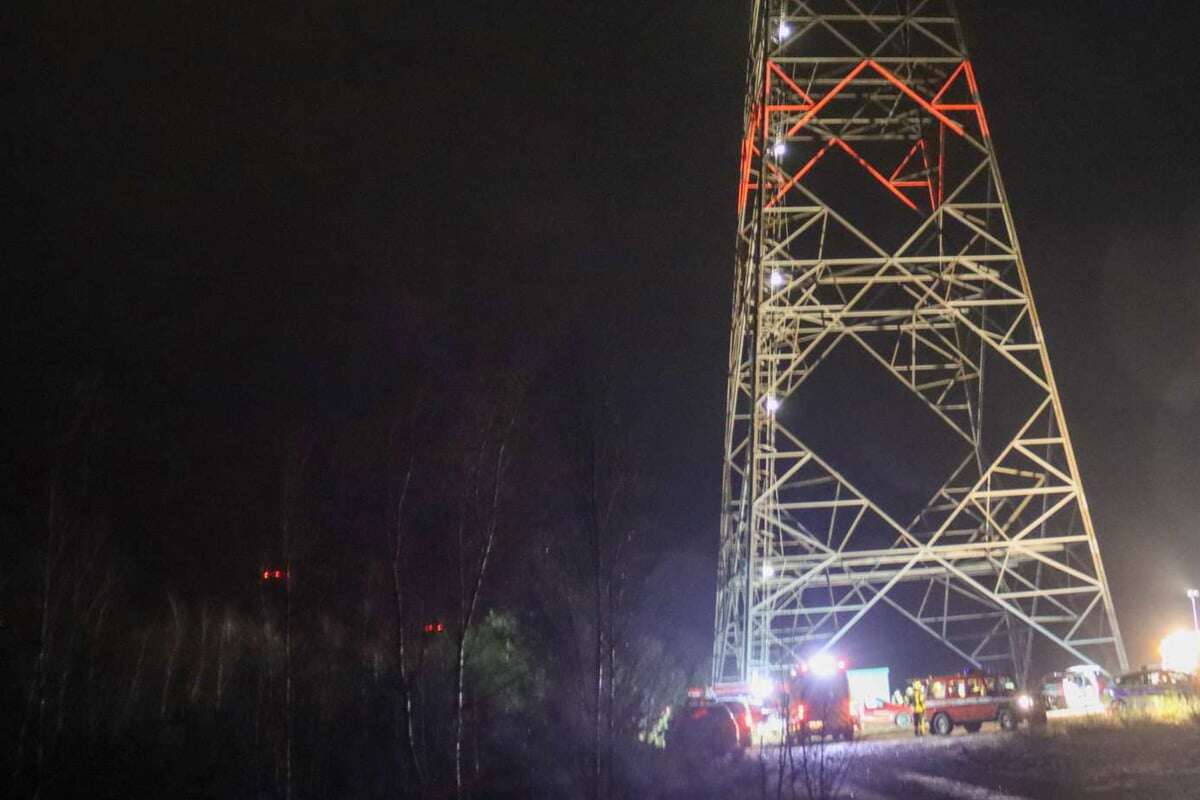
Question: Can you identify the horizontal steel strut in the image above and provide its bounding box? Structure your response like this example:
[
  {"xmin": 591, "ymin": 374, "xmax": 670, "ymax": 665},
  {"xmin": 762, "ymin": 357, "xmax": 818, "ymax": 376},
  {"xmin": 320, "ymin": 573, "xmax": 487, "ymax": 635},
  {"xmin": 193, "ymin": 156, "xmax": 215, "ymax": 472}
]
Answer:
[{"xmin": 713, "ymin": 0, "xmax": 1127, "ymax": 688}]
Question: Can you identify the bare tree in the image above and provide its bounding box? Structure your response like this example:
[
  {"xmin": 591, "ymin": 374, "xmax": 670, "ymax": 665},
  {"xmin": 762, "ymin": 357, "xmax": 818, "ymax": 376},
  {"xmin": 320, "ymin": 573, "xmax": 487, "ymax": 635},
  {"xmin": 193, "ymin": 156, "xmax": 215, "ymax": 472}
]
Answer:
[
  {"xmin": 15, "ymin": 373, "xmax": 106, "ymax": 796},
  {"xmin": 387, "ymin": 414, "xmax": 424, "ymax": 787},
  {"xmin": 452, "ymin": 394, "xmax": 520, "ymax": 800},
  {"xmin": 771, "ymin": 701, "xmax": 856, "ymax": 800},
  {"xmin": 277, "ymin": 429, "xmax": 314, "ymax": 800},
  {"xmin": 564, "ymin": 359, "xmax": 649, "ymax": 800},
  {"xmin": 189, "ymin": 603, "xmax": 211, "ymax": 704},
  {"xmin": 215, "ymin": 610, "xmax": 235, "ymax": 709},
  {"xmin": 161, "ymin": 593, "xmax": 185, "ymax": 720}
]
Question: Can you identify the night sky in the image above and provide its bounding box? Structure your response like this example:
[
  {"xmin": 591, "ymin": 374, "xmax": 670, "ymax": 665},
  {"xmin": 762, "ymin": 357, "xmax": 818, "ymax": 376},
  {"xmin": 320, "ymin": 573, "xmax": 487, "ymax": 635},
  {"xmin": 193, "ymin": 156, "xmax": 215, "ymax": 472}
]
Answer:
[{"xmin": 6, "ymin": 1, "xmax": 1199, "ymax": 671}]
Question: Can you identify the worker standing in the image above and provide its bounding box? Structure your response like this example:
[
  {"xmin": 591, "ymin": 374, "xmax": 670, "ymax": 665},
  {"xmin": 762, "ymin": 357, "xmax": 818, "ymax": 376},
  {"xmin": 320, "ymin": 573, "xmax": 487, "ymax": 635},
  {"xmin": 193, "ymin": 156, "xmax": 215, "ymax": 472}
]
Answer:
[{"xmin": 911, "ymin": 679, "xmax": 926, "ymax": 737}]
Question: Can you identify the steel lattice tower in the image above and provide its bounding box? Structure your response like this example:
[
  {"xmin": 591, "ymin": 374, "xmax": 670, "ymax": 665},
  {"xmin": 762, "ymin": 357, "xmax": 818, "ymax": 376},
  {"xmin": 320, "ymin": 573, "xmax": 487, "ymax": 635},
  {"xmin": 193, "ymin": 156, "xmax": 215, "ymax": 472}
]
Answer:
[{"xmin": 713, "ymin": 0, "xmax": 1128, "ymax": 686}]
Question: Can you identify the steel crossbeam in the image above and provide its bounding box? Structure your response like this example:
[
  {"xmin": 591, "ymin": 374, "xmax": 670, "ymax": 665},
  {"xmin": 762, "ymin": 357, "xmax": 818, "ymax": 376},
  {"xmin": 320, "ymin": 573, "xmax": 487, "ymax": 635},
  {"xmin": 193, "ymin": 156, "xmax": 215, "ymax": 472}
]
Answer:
[{"xmin": 713, "ymin": 0, "xmax": 1127, "ymax": 687}]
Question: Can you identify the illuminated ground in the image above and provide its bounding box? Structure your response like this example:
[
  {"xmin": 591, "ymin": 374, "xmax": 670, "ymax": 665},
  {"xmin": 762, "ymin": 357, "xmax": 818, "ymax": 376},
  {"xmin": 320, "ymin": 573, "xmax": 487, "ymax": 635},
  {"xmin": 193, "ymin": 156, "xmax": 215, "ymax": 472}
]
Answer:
[{"xmin": 643, "ymin": 720, "xmax": 1200, "ymax": 799}]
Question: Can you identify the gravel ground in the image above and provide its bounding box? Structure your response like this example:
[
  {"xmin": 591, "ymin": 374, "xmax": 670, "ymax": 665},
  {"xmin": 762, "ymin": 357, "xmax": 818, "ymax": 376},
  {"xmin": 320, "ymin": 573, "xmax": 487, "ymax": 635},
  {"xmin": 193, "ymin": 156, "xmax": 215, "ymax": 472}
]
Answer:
[{"xmin": 642, "ymin": 720, "xmax": 1200, "ymax": 799}]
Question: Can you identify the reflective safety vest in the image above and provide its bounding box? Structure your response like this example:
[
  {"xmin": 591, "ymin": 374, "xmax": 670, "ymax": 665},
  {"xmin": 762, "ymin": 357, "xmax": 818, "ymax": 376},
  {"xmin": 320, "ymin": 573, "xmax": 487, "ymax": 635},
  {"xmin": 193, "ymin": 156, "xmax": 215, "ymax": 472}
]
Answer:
[{"xmin": 912, "ymin": 684, "xmax": 926, "ymax": 713}]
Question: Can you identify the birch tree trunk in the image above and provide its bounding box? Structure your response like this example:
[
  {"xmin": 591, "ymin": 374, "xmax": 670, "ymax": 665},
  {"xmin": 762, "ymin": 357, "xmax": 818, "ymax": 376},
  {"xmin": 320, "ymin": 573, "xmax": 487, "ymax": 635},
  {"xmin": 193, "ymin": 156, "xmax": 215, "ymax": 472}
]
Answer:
[
  {"xmin": 390, "ymin": 458, "xmax": 423, "ymax": 786},
  {"xmin": 454, "ymin": 439, "xmax": 508, "ymax": 800}
]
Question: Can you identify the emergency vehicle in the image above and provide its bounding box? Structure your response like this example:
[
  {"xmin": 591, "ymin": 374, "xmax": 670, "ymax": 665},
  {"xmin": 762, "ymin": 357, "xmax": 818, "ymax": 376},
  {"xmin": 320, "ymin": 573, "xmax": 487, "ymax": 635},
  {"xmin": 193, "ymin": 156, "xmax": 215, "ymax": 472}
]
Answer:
[
  {"xmin": 1107, "ymin": 668, "xmax": 1198, "ymax": 711},
  {"xmin": 666, "ymin": 687, "xmax": 744, "ymax": 757},
  {"xmin": 710, "ymin": 682, "xmax": 766, "ymax": 746},
  {"xmin": 1039, "ymin": 664, "xmax": 1110, "ymax": 713},
  {"xmin": 919, "ymin": 671, "xmax": 1044, "ymax": 735},
  {"xmin": 784, "ymin": 654, "xmax": 856, "ymax": 743}
]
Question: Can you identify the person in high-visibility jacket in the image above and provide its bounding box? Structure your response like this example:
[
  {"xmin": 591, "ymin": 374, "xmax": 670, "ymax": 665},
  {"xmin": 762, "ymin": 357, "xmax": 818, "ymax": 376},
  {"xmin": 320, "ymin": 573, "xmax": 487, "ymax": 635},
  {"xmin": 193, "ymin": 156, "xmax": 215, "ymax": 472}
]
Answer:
[{"xmin": 911, "ymin": 679, "xmax": 926, "ymax": 737}]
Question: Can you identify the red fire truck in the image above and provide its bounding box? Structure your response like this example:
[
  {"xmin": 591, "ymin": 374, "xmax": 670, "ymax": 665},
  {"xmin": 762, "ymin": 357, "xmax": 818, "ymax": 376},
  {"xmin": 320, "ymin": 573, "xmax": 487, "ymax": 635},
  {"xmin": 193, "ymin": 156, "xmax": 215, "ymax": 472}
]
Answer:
[{"xmin": 785, "ymin": 655, "xmax": 857, "ymax": 743}]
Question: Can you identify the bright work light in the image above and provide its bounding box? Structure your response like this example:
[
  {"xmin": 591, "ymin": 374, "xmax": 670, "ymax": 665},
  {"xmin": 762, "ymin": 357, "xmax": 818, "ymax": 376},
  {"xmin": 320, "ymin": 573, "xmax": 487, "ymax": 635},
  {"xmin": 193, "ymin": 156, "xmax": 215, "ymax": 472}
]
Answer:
[
  {"xmin": 808, "ymin": 653, "xmax": 837, "ymax": 676},
  {"xmin": 1161, "ymin": 629, "xmax": 1200, "ymax": 673},
  {"xmin": 749, "ymin": 674, "xmax": 774, "ymax": 702}
]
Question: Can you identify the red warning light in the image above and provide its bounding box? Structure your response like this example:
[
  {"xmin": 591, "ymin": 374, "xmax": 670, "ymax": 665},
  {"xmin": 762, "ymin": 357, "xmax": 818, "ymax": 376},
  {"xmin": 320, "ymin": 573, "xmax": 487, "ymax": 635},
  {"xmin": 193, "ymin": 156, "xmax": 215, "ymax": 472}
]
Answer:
[
  {"xmin": 274, "ymin": 570, "xmax": 283, "ymax": 579},
  {"xmin": 263, "ymin": 570, "xmax": 270, "ymax": 580}
]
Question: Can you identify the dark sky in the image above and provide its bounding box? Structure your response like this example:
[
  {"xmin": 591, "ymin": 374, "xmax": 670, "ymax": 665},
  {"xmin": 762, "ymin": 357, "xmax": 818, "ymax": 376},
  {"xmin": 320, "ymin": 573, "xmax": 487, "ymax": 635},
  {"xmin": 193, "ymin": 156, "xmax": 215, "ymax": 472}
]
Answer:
[{"xmin": 6, "ymin": 1, "xmax": 1199, "ymax": 669}]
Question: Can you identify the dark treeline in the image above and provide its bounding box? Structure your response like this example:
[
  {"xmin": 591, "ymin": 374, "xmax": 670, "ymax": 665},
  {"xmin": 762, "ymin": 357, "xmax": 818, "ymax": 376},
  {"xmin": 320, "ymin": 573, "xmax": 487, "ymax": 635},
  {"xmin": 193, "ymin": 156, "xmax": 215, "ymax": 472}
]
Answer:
[
  {"xmin": 4, "ymin": 2, "xmax": 735, "ymax": 797},
  {"xmin": 2, "ymin": 342, "xmax": 709, "ymax": 799}
]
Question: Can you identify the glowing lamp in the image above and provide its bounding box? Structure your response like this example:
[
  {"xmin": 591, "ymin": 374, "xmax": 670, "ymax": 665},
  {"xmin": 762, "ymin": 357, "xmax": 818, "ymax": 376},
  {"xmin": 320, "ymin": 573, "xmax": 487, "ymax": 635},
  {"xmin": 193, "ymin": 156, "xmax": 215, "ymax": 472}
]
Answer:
[
  {"xmin": 772, "ymin": 140, "xmax": 787, "ymax": 157},
  {"xmin": 764, "ymin": 395, "xmax": 782, "ymax": 413},
  {"xmin": 778, "ymin": 21, "xmax": 792, "ymax": 39},
  {"xmin": 749, "ymin": 674, "xmax": 774, "ymax": 702},
  {"xmin": 808, "ymin": 653, "xmax": 837, "ymax": 676},
  {"xmin": 1160, "ymin": 629, "xmax": 1200, "ymax": 674},
  {"xmin": 769, "ymin": 270, "xmax": 787, "ymax": 288}
]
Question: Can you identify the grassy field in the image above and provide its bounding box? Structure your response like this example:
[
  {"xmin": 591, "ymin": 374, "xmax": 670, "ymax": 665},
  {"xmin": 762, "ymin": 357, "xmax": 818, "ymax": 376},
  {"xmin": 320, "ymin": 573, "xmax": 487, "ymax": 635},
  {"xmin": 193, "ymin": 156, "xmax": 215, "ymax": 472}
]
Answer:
[{"xmin": 640, "ymin": 709, "xmax": 1200, "ymax": 799}]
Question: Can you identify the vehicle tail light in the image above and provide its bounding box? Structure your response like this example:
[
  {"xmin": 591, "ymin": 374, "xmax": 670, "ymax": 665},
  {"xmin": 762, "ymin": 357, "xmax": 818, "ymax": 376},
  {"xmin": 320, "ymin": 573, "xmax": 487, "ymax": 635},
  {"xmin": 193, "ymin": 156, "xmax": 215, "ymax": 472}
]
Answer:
[
  {"xmin": 745, "ymin": 710, "xmax": 753, "ymax": 729},
  {"xmin": 796, "ymin": 703, "xmax": 806, "ymax": 721}
]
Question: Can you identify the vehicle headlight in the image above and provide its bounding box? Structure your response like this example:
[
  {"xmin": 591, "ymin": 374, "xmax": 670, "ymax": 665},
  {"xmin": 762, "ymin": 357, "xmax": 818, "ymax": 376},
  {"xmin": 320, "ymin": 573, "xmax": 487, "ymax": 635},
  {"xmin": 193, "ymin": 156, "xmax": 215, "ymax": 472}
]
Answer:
[{"xmin": 1017, "ymin": 693, "xmax": 1033, "ymax": 710}]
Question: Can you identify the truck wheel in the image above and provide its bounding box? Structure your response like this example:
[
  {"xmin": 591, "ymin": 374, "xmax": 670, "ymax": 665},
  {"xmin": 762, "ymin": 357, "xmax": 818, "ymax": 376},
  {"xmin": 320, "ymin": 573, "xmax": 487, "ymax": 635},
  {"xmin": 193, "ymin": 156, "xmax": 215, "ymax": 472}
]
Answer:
[
  {"xmin": 895, "ymin": 711, "xmax": 912, "ymax": 728},
  {"xmin": 998, "ymin": 708, "xmax": 1017, "ymax": 731},
  {"xmin": 931, "ymin": 712, "xmax": 953, "ymax": 736},
  {"xmin": 964, "ymin": 722, "xmax": 982, "ymax": 733}
]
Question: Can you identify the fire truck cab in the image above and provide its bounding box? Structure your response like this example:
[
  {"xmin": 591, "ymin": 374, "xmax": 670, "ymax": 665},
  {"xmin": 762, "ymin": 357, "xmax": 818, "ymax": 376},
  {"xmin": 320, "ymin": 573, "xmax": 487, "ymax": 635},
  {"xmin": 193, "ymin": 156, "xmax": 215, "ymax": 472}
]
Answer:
[{"xmin": 921, "ymin": 671, "xmax": 1042, "ymax": 735}]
